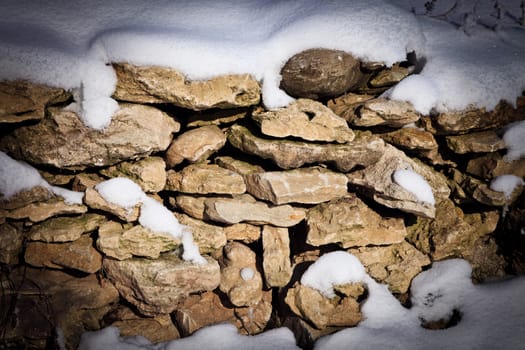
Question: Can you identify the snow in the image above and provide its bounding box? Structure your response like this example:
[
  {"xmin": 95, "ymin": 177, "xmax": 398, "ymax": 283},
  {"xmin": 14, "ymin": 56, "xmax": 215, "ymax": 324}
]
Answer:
[
  {"xmin": 392, "ymin": 168, "xmax": 435, "ymax": 205},
  {"xmin": 502, "ymin": 120, "xmax": 525, "ymax": 161},
  {"xmin": 240, "ymin": 267, "xmax": 255, "ymax": 281},
  {"xmin": 490, "ymin": 174, "xmax": 525, "ymax": 198}
]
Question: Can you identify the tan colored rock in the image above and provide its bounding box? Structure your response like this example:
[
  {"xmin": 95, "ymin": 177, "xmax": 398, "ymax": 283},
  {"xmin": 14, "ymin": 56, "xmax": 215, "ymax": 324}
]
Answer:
[
  {"xmin": 0, "ymin": 222, "xmax": 23, "ymax": 264},
  {"xmin": 173, "ymin": 194, "xmax": 207, "ymax": 220},
  {"xmin": 0, "ymin": 186, "xmax": 52, "ymax": 210},
  {"xmin": 224, "ymin": 223, "xmax": 261, "ymax": 243},
  {"xmin": 219, "ymin": 242, "xmax": 263, "ymax": 307},
  {"xmin": 0, "ymin": 80, "xmax": 70, "ymax": 123},
  {"xmin": 100, "ymin": 157, "xmax": 167, "ymax": 193},
  {"xmin": 4, "ymin": 197, "xmax": 87, "ymax": 222},
  {"xmin": 467, "ymin": 153, "xmax": 525, "ymax": 179},
  {"xmin": 472, "ymin": 182, "xmax": 523, "ymax": 207},
  {"xmin": 446, "ymin": 130, "xmax": 505, "ymax": 154},
  {"xmin": 262, "ymin": 225, "xmax": 292, "ymax": 287},
  {"xmin": 215, "ymin": 156, "xmax": 265, "ymax": 176},
  {"xmin": 175, "ymin": 212, "xmax": 227, "ymax": 254},
  {"xmin": 306, "ymin": 196, "xmax": 407, "ymax": 248},
  {"xmin": 204, "ymin": 195, "xmax": 306, "ymax": 227},
  {"xmin": 285, "ymin": 282, "xmax": 363, "ymax": 329},
  {"xmin": 280, "ymin": 49, "xmax": 362, "ymax": 99},
  {"xmin": 228, "ymin": 124, "xmax": 385, "ymax": 172},
  {"xmin": 353, "ymin": 98, "xmax": 420, "ymax": 128},
  {"xmin": 0, "ymin": 103, "xmax": 180, "ymax": 170},
  {"xmin": 349, "ymin": 241, "xmax": 430, "ymax": 294},
  {"xmin": 245, "ymin": 167, "xmax": 348, "ymax": 205},
  {"xmin": 25, "ymin": 235, "xmax": 102, "ymax": 273},
  {"xmin": 104, "ymin": 254, "xmax": 220, "ymax": 316},
  {"xmin": 28, "ymin": 213, "xmax": 106, "ymax": 242},
  {"xmin": 347, "ymin": 144, "xmax": 450, "ymax": 218},
  {"xmin": 252, "ymin": 99, "xmax": 355, "ymax": 143},
  {"xmin": 166, "ymin": 163, "xmax": 246, "ymax": 195},
  {"xmin": 379, "ymin": 127, "xmax": 438, "ymax": 153},
  {"xmin": 327, "ymin": 93, "xmax": 375, "ymax": 123},
  {"xmin": 165, "ymin": 125, "xmax": 227, "ymax": 167},
  {"xmin": 369, "ymin": 63, "xmax": 411, "ymax": 88},
  {"xmin": 186, "ymin": 108, "xmax": 249, "ymax": 128},
  {"xmin": 84, "ymin": 187, "xmax": 140, "ymax": 222}
]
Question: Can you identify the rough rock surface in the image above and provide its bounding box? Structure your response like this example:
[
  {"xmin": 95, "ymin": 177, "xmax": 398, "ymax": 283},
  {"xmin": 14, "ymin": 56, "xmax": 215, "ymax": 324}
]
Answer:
[
  {"xmin": 223, "ymin": 223, "xmax": 261, "ymax": 243},
  {"xmin": 0, "ymin": 186, "xmax": 53, "ymax": 210},
  {"xmin": 467, "ymin": 153, "xmax": 525, "ymax": 179},
  {"xmin": 113, "ymin": 63, "xmax": 261, "ymax": 109},
  {"xmin": 379, "ymin": 127, "xmax": 440, "ymax": 162},
  {"xmin": 4, "ymin": 198, "xmax": 87, "ymax": 222},
  {"xmin": 28, "ymin": 213, "xmax": 106, "ymax": 242},
  {"xmin": 446, "ymin": 130, "xmax": 505, "ymax": 154},
  {"xmin": 84, "ymin": 187, "xmax": 140, "ymax": 222},
  {"xmin": 0, "ymin": 222, "xmax": 23, "ymax": 264},
  {"xmin": 327, "ymin": 93, "xmax": 375, "ymax": 123},
  {"xmin": 262, "ymin": 225, "xmax": 292, "ymax": 287},
  {"xmin": 352, "ymin": 98, "xmax": 420, "ymax": 128},
  {"xmin": 100, "ymin": 157, "xmax": 167, "ymax": 193},
  {"xmin": 175, "ymin": 213, "xmax": 227, "ymax": 254},
  {"xmin": 0, "ymin": 103, "xmax": 180, "ymax": 170}
]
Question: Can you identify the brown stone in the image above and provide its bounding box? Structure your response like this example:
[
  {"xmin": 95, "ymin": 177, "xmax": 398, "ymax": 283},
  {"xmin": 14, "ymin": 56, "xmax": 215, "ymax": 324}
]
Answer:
[
  {"xmin": 466, "ymin": 153, "xmax": 525, "ymax": 180},
  {"xmin": 186, "ymin": 108, "xmax": 249, "ymax": 128},
  {"xmin": 99, "ymin": 157, "xmax": 167, "ymax": 193},
  {"xmin": 446, "ymin": 130, "xmax": 505, "ymax": 154},
  {"xmin": 224, "ymin": 223, "xmax": 261, "ymax": 243},
  {"xmin": 327, "ymin": 93, "xmax": 375, "ymax": 123},
  {"xmin": 175, "ymin": 212, "xmax": 227, "ymax": 254},
  {"xmin": 353, "ymin": 98, "xmax": 420, "ymax": 128},
  {"xmin": 0, "ymin": 222, "xmax": 23, "ymax": 264},
  {"xmin": 369, "ymin": 63, "xmax": 411, "ymax": 88},
  {"xmin": 173, "ymin": 194, "xmax": 207, "ymax": 220},
  {"xmin": 4, "ymin": 197, "xmax": 87, "ymax": 222},
  {"xmin": 215, "ymin": 156, "xmax": 265, "ymax": 176},
  {"xmin": 262, "ymin": 225, "xmax": 292, "ymax": 287},
  {"xmin": 84, "ymin": 187, "xmax": 140, "ymax": 222},
  {"xmin": 0, "ymin": 186, "xmax": 52, "ymax": 210},
  {"xmin": 28, "ymin": 213, "xmax": 106, "ymax": 242}
]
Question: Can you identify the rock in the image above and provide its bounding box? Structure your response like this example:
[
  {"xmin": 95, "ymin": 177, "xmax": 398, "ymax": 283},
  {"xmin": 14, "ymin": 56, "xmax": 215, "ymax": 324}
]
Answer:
[
  {"xmin": 252, "ymin": 99, "xmax": 355, "ymax": 143},
  {"xmin": 0, "ymin": 80, "xmax": 70, "ymax": 124},
  {"xmin": 25, "ymin": 235, "xmax": 103, "ymax": 273},
  {"xmin": 224, "ymin": 223, "xmax": 261, "ymax": 243},
  {"xmin": 186, "ymin": 108, "xmax": 249, "ymax": 128},
  {"xmin": 165, "ymin": 125, "xmax": 227, "ymax": 167},
  {"xmin": 327, "ymin": 93, "xmax": 375, "ymax": 123},
  {"xmin": 215, "ymin": 156, "xmax": 265, "ymax": 176},
  {"xmin": 84, "ymin": 187, "xmax": 140, "ymax": 222},
  {"xmin": 347, "ymin": 144, "xmax": 450, "ymax": 218},
  {"xmin": 175, "ymin": 213, "xmax": 227, "ymax": 254},
  {"xmin": 0, "ymin": 186, "xmax": 53, "ymax": 210},
  {"xmin": 113, "ymin": 63, "xmax": 261, "ymax": 109},
  {"xmin": 472, "ymin": 182, "xmax": 523, "ymax": 207},
  {"xmin": 173, "ymin": 194, "xmax": 207, "ymax": 220},
  {"xmin": 280, "ymin": 49, "xmax": 362, "ymax": 99},
  {"xmin": 0, "ymin": 103, "xmax": 180, "ymax": 170},
  {"xmin": 349, "ymin": 241, "xmax": 430, "ymax": 294},
  {"xmin": 306, "ymin": 196, "xmax": 407, "ymax": 248},
  {"xmin": 446, "ymin": 130, "xmax": 505, "ymax": 154},
  {"xmin": 368, "ymin": 63, "xmax": 411, "ymax": 88},
  {"xmin": 282, "ymin": 316, "xmax": 339, "ymax": 349},
  {"xmin": 379, "ymin": 127, "xmax": 438, "ymax": 153},
  {"xmin": 227, "ymin": 124, "xmax": 385, "ymax": 172},
  {"xmin": 100, "ymin": 157, "xmax": 167, "ymax": 193},
  {"xmin": 353, "ymin": 98, "xmax": 420, "ymax": 128},
  {"xmin": 4, "ymin": 197, "xmax": 87, "ymax": 222},
  {"xmin": 219, "ymin": 242, "xmax": 263, "ymax": 307},
  {"xmin": 467, "ymin": 153, "xmax": 525, "ymax": 179},
  {"xmin": 166, "ymin": 163, "xmax": 246, "ymax": 195},
  {"xmin": 262, "ymin": 225, "xmax": 292, "ymax": 287},
  {"xmin": 97, "ymin": 222, "xmax": 180, "ymax": 260},
  {"xmin": 204, "ymin": 195, "xmax": 306, "ymax": 227},
  {"xmin": 285, "ymin": 282, "xmax": 363, "ymax": 329},
  {"xmin": 103, "ymin": 254, "xmax": 220, "ymax": 316},
  {"xmin": 28, "ymin": 213, "xmax": 106, "ymax": 242},
  {"xmin": 245, "ymin": 167, "xmax": 348, "ymax": 205},
  {"xmin": 0, "ymin": 222, "xmax": 23, "ymax": 264}
]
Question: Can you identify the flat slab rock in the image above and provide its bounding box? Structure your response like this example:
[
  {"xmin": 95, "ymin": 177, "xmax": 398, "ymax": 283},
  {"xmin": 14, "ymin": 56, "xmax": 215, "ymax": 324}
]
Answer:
[
  {"xmin": 262, "ymin": 225, "xmax": 292, "ymax": 288},
  {"xmin": 28, "ymin": 213, "xmax": 106, "ymax": 242},
  {"xmin": 352, "ymin": 98, "xmax": 420, "ymax": 128},
  {"xmin": 446, "ymin": 130, "xmax": 505, "ymax": 154},
  {"xmin": 4, "ymin": 197, "xmax": 87, "ymax": 222},
  {"xmin": 99, "ymin": 157, "xmax": 167, "ymax": 193}
]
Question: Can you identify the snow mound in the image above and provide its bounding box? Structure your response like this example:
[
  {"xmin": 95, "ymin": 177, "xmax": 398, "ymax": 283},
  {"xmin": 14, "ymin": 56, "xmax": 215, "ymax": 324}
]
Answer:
[{"xmin": 392, "ymin": 168, "xmax": 435, "ymax": 205}]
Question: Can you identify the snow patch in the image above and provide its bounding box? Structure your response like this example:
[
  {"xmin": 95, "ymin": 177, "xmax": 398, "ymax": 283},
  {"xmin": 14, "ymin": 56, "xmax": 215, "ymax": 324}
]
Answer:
[
  {"xmin": 392, "ymin": 168, "xmax": 435, "ymax": 205},
  {"xmin": 503, "ymin": 120, "xmax": 525, "ymax": 161},
  {"xmin": 490, "ymin": 174, "xmax": 524, "ymax": 198}
]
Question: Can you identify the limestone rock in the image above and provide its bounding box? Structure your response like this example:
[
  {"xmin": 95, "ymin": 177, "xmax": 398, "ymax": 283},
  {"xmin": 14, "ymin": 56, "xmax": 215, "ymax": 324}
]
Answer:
[
  {"xmin": 348, "ymin": 241, "xmax": 430, "ymax": 294},
  {"xmin": 219, "ymin": 242, "xmax": 263, "ymax": 307},
  {"xmin": 347, "ymin": 144, "xmax": 450, "ymax": 218},
  {"xmin": 113, "ymin": 63, "xmax": 260, "ymax": 109},
  {"xmin": 262, "ymin": 225, "xmax": 292, "ymax": 287},
  {"xmin": 353, "ymin": 98, "xmax": 420, "ymax": 128},
  {"xmin": 379, "ymin": 127, "xmax": 438, "ymax": 154},
  {"xmin": 285, "ymin": 282, "xmax": 363, "ymax": 329},
  {"xmin": 0, "ymin": 222, "xmax": 23, "ymax": 264},
  {"xmin": 327, "ymin": 93, "xmax": 375, "ymax": 123},
  {"xmin": 446, "ymin": 130, "xmax": 505, "ymax": 154},
  {"xmin": 306, "ymin": 196, "xmax": 407, "ymax": 248},
  {"xmin": 186, "ymin": 108, "xmax": 249, "ymax": 128},
  {"xmin": 4, "ymin": 197, "xmax": 87, "ymax": 222},
  {"xmin": 97, "ymin": 222, "xmax": 180, "ymax": 260},
  {"xmin": 472, "ymin": 182, "xmax": 523, "ymax": 207},
  {"xmin": 175, "ymin": 213, "xmax": 227, "ymax": 254},
  {"xmin": 0, "ymin": 186, "xmax": 52, "ymax": 210},
  {"xmin": 467, "ymin": 153, "xmax": 525, "ymax": 179},
  {"xmin": 165, "ymin": 125, "xmax": 227, "ymax": 167},
  {"xmin": 166, "ymin": 163, "xmax": 246, "ymax": 195},
  {"xmin": 25, "ymin": 235, "xmax": 102, "ymax": 273},
  {"xmin": 103, "ymin": 254, "xmax": 220, "ymax": 316},
  {"xmin": 0, "ymin": 103, "xmax": 180, "ymax": 170},
  {"xmin": 252, "ymin": 99, "xmax": 355, "ymax": 143},
  {"xmin": 369, "ymin": 63, "xmax": 411, "ymax": 88},
  {"xmin": 28, "ymin": 213, "xmax": 106, "ymax": 242},
  {"xmin": 245, "ymin": 167, "xmax": 348, "ymax": 205},
  {"xmin": 173, "ymin": 194, "xmax": 207, "ymax": 220},
  {"xmin": 280, "ymin": 49, "xmax": 362, "ymax": 99},
  {"xmin": 84, "ymin": 187, "xmax": 140, "ymax": 222},
  {"xmin": 0, "ymin": 80, "xmax": 70, "ymax": 124},
  {"xmin": 204, "ymin": 195, "xmax": 306, "ymax": 227},
  {"xmin": 100, "ymin": 157, "xmax": 167, "ymax": 193},
  {"xmin": 227, "ymin": 124, "xmax": 385, "ymax": 172},
  {"xmin": 224, "ymin": 223, "xmax": 261, "ymax": 243},
  {"xmin": 215, "ymin": 156, "xmax": 265, "ymax": 176}
]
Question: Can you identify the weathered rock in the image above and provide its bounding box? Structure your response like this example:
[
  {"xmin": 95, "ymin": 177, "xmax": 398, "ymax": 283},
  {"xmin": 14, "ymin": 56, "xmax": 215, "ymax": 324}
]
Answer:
[
  {"xmin": 204, "ymin": 195, "xmax": 306, "ymax": 227},
  {"xmin": 353, "ymin": 98, "xmax": 420, "ymax": 128},
  {"xmin": 245, "ymin": 167, "xmax": 347, "ymax": 205},
  {"xmin": 472, "ymin": 182, "xmax": 523, "ymax": 207},
  {"xmin": 224, "ymin": 223, "xmax": 261, "ymax": 243},
  {"xmin": 467, "ymin": 153, "xmax": 525, "ymax": 179},
  {"xmin": 347, "ymin": 144, "xmax": 450, "ymax": 218},
  {"xmin": 175, "ymin": 212, "xmax": 227, "ymax": 254},
  {"xmin": 4, "ymin": 197, "xmax": 87, "ymax": 222},
  {"xmin": 0, "ymin": 186, "xmax": 52, "ymax": 210},
  {"xmin": 252, "ymin": 99, "xmax": 355, "ymax": 143},
  {"xmin": 25, "ymin": 235, "xmax": 102, "ymax": 273},
  {"xmin": 100, "ymin": 157, "xmax": 167, "ymax": 193},
  {"xmin": 369, "ymin": 63, "xmax": 411, "ymax": 88},
  {"xmin": 446, "ymin": 130, "xmax": 505, "ymax": 154},
  {"xmin": 282, "ymin": 316, "xmax": 339, "ymax": 349},
  {"xmin": 166, "ymin": 163, "xmax": 246, "ymax": 195},
  {"xmin": 227, "ymin": 124, "xmax": 385, "ymax": 172},
  {"xmin": 0, "ymin": 103, "xmax": 180, "ymax": 170},
  {"xmin": 103, "ymin": 254, "xmax": 220, "ymax": 316},
  {"xmin": 215, "ymin": 156, "xmax": 265, "ymax": 176},
  {"xmin": 219, "ymin": 242, "xmax": 263, "ymax": 307},
  {"xmin": 327, "ymin": 93, "xmax": 375, "ymax": 123},
  {"xmin": 0, "ymin": 80, "xmax": 70, "ymax": 123},
  {"xmin": 97, "ymin": 222, "xmax": 180, "ymax": 260},
  {"xmin": 306, "ymin": 196, "xmax": 407, "ymax": 248},
  {"xmin": 280, "ymin": 49, "xmax": 362, "ymax": 99},
  {"xmin": 165, "ymin": 125, "xmax": 227, "ymax": 167},
  {"xmin": 173, "ymin": 194, "xmax": 207, "ymax": 220},
  {"xmin": 262, "ymin": 225, "xmax": 292, "ymax": 287},
  {"xmin": 84, "ymin": 187, "xmax": 140, "ymax": 222},
  {"xmin": 0, "ymin": 222, "xmax": 23, "ymax": 264},
  {"xmin": 285, "ymin": 282, "xmax": 363, "ymax": 329},
  {"xmin": 186, "ymin": 108, "xmax": 249, "ymax": 128},
  {"xmin": 113, "ymin": 63, "xmax": 261, "ymax": 109},
  {"xmin": 348, "ymin": 241, "xmax": 430, "ymax": 294},
  {"xmin": 379, "ymin": 127, "xmax": 438, "ymax": 153},
  {"xmin": 28, "ymin": 213, "xmax": 106, "ymax": 242}
]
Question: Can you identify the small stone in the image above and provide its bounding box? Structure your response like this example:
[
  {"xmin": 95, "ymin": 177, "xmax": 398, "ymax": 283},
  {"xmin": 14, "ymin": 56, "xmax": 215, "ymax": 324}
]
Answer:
[
  {"xmin": 0, "ymin": 222, "xmax": 23, "ymax": 264},
  {"xmin": 327, "ymin": 93, "xmax": 375, "ymax": 123},
  {"xmin": 215, "ymin": 156, "xmax": 265, "ymax": 176},
  {"xmin": 84, "ymin": 187, "xmax": 140, "ymax": 222},
  {"xmin": 175, "ymin": 212, "xmax": 227, "ymax": 254},
  {"xmin": 353, "ymin": 98, "xmax": 420, "ymax": 128},
  {"xmin": 5, "ymin": 197, "xmax": 87, "ymax": 222},
  {"xmin": 446, "ymin": 130, "xmax": 505, "ymax": 154},
  {"xmin": 369, "ymin": 63, "xmax": 411, "ymax": 88},
  {"xmin": 262, "ymin": 225, "xmax": 292, "ymax": 287},
  {"xmin": 173, "ymin": 194, "xmax": 207, "ymax": 220},
  {"xmin": 467, "ymin": 153, "xmax": 525, "ymax": 179},
  {"xmin": 100, "ymin": 157, "xmax": 167, "ymax": 193},
  {"xmin": 28, "ymin": 213, "xmax": 106, "ymax": 242},
  {"xmin": 223, "ymin": 223, "xmax": 261, "ymax": 243},
  {"xmin": 0, "ymin": 186, "xmax": 52, "ymax": 210}
]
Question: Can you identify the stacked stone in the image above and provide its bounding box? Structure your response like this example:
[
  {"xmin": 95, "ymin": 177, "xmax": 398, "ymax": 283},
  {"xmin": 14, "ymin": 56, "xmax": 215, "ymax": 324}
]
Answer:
[{"xmin": 0, "ymin": 48, "xmax": 524, "ymax": 349}]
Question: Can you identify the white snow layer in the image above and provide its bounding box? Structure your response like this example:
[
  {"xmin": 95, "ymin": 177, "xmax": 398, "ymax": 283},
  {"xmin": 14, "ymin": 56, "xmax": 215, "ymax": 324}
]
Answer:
[
  {"xmin": 392, "ymin": 168, "xmax": 435, "ymax": 205},
  {"xmin": 1, "ymin": 0, "xmax": 524, "ymax": 129},
  {"xmin": 490, "ymin": 174, "xmax": 525, "ymax": 198},
  {"xmin": 503, "ymin": 120, "xmax": 525, "ymax": 161}
]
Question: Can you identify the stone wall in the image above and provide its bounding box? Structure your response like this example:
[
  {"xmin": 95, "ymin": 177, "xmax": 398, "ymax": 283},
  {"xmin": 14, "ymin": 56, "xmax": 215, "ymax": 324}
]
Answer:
[{"xmin": 1, "ymin": 48, "xmax": 524, "ymax": 349}]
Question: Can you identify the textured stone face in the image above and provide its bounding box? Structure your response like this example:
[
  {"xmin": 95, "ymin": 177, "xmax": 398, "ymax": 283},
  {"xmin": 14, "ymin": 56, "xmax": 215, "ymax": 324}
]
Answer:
[
  {"xmin": 262, "ymin": 225, "xmax": 292, "ymax": 287},
  {"xmin": 100, "ymin": 157, "xmax": 167, "ymax": 193},
  {"xmin": 113, "ymin": 63, "xmax": 261, "ymax": 109},
  {"xmin": 353, "ymin": 98, "xmax": 420, "ymax": 128},
  {"xmin": 4, "ymin": 197, "xmax": 87, "ymax": 222},
  {"xmin": 0, "ymin": 223, "xmax": 23, "ymax": 264},
  {"xmin": 175, "ymin": 212, "xmax": 227, "ymax": 254},
  {"xmin": 84, "ymin": 187, "xmax": 140, "ymax": 222},
  {"xmin": 28, "ymin": 213, "xmax": 106, "ymax": 242},
  {"xmin": 446, "ymin": 130, "xmax": 505, "ymax": 154},
  {"xmin": 280, "ymin": 49, "xmax": 362, "ymax": 99}
]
